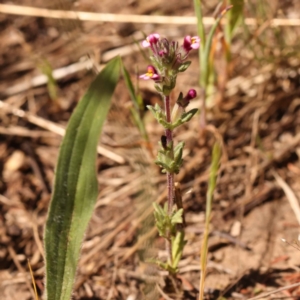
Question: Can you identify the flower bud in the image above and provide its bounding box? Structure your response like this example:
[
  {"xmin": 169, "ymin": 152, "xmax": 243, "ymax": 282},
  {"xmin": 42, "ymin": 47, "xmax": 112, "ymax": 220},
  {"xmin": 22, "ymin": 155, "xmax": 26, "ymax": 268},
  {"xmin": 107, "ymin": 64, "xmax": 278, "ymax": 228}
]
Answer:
[
  {"xmin": 177, "ymin": 89, "xmax": 197, "ymax": 108},
  {"xmin": 185, "ymin": 89, "xmax": 197, "ymax": 101}
]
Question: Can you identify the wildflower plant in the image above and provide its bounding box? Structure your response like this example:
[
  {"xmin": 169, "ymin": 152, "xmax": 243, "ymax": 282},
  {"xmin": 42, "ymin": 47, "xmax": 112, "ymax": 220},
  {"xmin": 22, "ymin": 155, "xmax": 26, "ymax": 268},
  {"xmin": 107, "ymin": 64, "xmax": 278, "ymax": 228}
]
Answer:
[{"xmin": 140, "ymin": 34, "xmax": 199, "ymax": 273}]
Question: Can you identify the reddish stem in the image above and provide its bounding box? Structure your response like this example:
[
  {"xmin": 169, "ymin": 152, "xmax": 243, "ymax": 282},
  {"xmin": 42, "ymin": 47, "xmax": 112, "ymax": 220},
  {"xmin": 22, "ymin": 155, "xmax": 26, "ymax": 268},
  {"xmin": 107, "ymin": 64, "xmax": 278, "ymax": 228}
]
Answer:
[
  {"xmin": 164, "ymin": 94, "xmax": 174, "ymax": 265},
  {"xmin": 164, "ymin": 95, "xmax": 174, "ymax": 215}
]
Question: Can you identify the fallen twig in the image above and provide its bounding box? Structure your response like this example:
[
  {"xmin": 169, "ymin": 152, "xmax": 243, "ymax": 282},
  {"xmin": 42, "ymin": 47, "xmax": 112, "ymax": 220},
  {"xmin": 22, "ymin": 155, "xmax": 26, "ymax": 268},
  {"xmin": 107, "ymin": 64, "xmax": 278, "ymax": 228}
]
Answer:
[
  {"xmin": 247, "ymin": 282, "xmax": 300, "ymax": 300},
  {"xmin": 1, "ymin": 4, "xmax": 300, "ymax": 26},
  {"xmin": 0, "ymin": 100, "xmax": 125, "ymax": 164}
]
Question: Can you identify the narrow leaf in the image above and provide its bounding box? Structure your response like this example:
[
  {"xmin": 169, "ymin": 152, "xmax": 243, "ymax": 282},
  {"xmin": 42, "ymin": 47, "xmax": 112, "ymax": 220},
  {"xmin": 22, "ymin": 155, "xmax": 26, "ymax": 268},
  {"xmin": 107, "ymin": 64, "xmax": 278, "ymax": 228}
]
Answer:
[
  {"xmin": 44, "ymin": 56, "xmax": 121, "ymax": 300},
  {"xmin": 201, "ymin": 7, "xmax": 232, "ymax": 88},
  {"xmin": 177, "ymin": 61, "xmax": 191, "ymax": 72},
  {"xmin": 153, "ymin": 202, "xmax": 165, "ymax": 216},
  {"xmin": 39, "ymin": 59, "xmax": 58, "ymax": 100},
  {"xmin": 181, "ymin": 108, "xmax": 198, "ymax": 123},
  {"xmin": 193, "ymin": 0, "xmax": 206, "ymax": 47},
  {"xmin": 199, "ymin": 142, "xmax": 221, "ymax": 300},
  {"xmin": 122, "ymin": 65, "xmax": 139, "ymax": 110},
  {"xmin": 171, "ymin": 231, "xmax": 185, "ymax": 269},
  {"xmin": 122, "ymin": 65, "xmax": 149, "ymax": 142},
  {"xmin": 226, "ymin": 0, "xmax": 244, "ymax": 42}
]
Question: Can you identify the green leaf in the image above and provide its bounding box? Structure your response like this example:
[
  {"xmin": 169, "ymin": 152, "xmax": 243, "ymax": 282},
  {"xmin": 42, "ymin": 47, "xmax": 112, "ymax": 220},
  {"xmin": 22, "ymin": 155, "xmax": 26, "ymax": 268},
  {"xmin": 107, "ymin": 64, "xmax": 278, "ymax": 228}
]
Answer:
[
  {"xmin": 146, "ymin": 105, "xmax": 157, "ymax": 117},
  {"xmin": 147, "ymin": 258, "xmax": 169, "ymax": 271},
  {"xmin": 193, "ymin": 0, "xmax": 206, "ymax": 47},
  {"xmin": 122, "ymin": 65, "xmax": 149, "ymax": 142},
  {"xmin": 201, "ymin": 9, "xmax": 230, "ymax": 88},
  {"xmin": 44, "ymin": 56, "xmax": 121, "ymax": 300},
  {"xmin": 153, "ymin": 203, "xmax": 168, "ymax": 237},
  {"xmin": 226, "ymin": 0, "xmax": 244, "ymax": 43},
  {"xmin": 155, "ymin": 160, "xmax": 171, "ymax": 173},
  {"xmin": 130, "ymin": 107, "xmax": 148, "ymax": 140},
  {"xmin": 181, "ymin": 108, "xmax": 198, "ymax": 123},
  {"xmin": 174, "ymin": 149, "xmax": 183, "ymax": 165},
  {"xmin": 39, "ymin": 59, "xmax": 58, "ymax": 100},
  {"xmin": 163, "ymin": 202, "xmax": 168, "ymax": 214},
  {"xmin": 154, "ymin": 84, "xmax": 162, "ymax": 93},
  {"xmin": 171, "ymin": 209, "xmax": 183, "ymax": 225},
  {"xmin": 174, "ymin": 141, "xmax": 184, "ymax": 158},
  {"xmin": 177, "ymin": 61, "xmax": 191, "ymax": 72},
  {"xmin": 158, "ymin": 118, "xmax": 171, "ymax": 129},
  {"xmin": 224, "ymin": 0, "xmax": 244, "ymax": 62},
  {"xmin": 171, "ymin": 231, "xmax": 186, "ymax": 270},
  {"xmin": 153, "ymin": 202, "xmax": 165, "ymax": 216},
  {"xmin": 122, "ymin": 65, "xmax": 138, "ymax": 110}
]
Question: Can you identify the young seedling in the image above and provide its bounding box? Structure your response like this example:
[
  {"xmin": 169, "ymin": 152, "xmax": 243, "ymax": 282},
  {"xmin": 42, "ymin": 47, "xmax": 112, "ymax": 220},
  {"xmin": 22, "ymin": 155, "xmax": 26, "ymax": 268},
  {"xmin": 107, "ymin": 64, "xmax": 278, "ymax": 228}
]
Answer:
[{"xmin": 139, "ymin": 34, "xmax": 199, "ymax": 275}]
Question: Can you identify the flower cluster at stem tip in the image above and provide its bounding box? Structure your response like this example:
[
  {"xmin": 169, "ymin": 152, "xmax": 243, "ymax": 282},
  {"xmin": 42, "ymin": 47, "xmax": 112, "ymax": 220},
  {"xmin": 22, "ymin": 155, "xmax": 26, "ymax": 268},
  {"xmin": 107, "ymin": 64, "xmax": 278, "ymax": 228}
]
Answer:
[{"xmin": 140, "ymin": 33, "xmax": 200, "ymax": 96}]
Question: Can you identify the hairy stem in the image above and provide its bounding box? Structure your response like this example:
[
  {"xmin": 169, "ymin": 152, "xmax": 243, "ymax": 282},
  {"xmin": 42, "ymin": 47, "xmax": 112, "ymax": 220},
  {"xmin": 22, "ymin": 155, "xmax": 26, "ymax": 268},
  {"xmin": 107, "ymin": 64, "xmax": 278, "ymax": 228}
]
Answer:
[
  {"xmin": 164, "ymin": 94, "xmax": 174, "ymax": 265},
  {"xmin": 164, "ymin": 95, "xmax": 174, "ymax": 213}
]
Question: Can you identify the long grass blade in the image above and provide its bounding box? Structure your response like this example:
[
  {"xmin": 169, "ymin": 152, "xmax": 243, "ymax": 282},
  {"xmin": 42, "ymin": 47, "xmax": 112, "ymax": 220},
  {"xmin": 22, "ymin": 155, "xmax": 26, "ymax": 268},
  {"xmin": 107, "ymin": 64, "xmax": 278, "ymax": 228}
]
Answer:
[
  {"xmin": 201, "ymin": 6, "xmax": 232, "ymax": 88},
  {"xmin": 225, "ymin": 0, "xmax": 244, "ymax": 43},
  {"xmin": 193, "ymin": 0, "xmax": 206, "ymax": 48}
]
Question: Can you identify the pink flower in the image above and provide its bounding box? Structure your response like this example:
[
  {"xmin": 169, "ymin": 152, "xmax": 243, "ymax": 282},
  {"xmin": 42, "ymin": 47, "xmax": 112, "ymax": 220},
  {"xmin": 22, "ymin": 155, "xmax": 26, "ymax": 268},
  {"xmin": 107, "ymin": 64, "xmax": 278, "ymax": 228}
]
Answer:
[
  {"xmin": 158, "ymin": 49, "xmax": 167, "ymax": 57},
  {"xmin": 183, "ymin": 36, "xmax": 200, "ymax": 52},
  {"xmin": 139, "ymin": 65, "xmax": 160, "ymax": 80},
  {"xmin": 142, "ymin": 33, "xmax": 160, "ymax": 48}
]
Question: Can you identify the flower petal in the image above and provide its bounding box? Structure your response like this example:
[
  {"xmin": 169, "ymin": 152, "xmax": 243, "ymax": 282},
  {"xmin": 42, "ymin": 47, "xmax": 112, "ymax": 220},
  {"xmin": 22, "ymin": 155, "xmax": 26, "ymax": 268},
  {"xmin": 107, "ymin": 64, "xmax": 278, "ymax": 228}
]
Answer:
[
  {"xmin": 139, "ymin": 65, "xmax": 160, "ymax": 81},
  {"xmin": 142, "ymin": 33, "xmax": 160, "ymax": 48}
]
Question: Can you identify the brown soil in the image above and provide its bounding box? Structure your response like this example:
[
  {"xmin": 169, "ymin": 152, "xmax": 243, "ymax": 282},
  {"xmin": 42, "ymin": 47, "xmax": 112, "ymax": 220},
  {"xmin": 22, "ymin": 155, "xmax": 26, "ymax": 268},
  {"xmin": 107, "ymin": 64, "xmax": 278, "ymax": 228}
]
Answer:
[{"xmin": 1, "ymin": 1, "xmax": 300, "ymax": 299}]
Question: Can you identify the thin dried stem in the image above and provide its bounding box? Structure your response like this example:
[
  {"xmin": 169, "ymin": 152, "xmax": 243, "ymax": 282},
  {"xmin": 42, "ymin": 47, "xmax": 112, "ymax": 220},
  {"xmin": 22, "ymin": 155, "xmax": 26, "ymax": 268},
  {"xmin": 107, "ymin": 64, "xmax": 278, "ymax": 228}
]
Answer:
[{"xmin": 1, "ymin": 4, "xmax": 300, "ymax": 27}]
